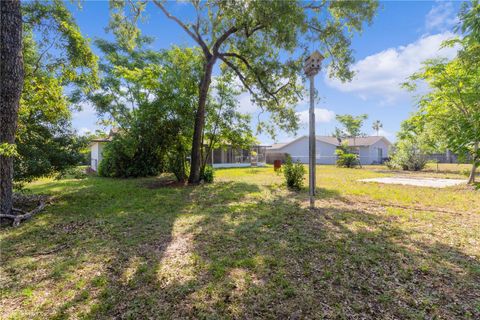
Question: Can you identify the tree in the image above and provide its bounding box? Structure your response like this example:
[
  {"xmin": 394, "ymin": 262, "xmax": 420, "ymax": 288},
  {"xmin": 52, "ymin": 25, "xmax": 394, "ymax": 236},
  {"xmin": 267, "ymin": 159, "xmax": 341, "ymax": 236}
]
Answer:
[
  {"xmin": 109, "ymin": 0, "xmax": 379, "ymax": 183},
  {"xmin": 92, "ymin": 40, "xmax": 253, "ymax": 181},
  {"xmin": 0, "ymin": 0, "xmax": 24, "ymax": 217},
  {"xmin": 1, "ymin": 0, "xmax": 98, "ymax": 221},
  {"xmin": 335, "ymin": 114, "xmax": 368, "ymax": 147},
  {"xmin": 403, "ymin": 0, "xmax": 480, "ymax": 184},
  {"xmin": 372, "ymin": 120, "xmax": 383, "ymax": 136},
  {"xmin": 13, "ymin": 32, "xmax": 93, "ymax": 187}
]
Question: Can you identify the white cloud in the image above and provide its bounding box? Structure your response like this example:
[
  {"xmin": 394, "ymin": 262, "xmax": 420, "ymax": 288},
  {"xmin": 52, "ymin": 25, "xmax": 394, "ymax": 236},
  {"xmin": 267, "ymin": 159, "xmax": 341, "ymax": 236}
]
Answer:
[
  {"xmin": 296, "ymin": 108, "xmax": 335, "ymax": 124},
  {"xmin": 73, "ymin": 100, "xmax": 97, "ymax": 120},
  {"xmin": 237, "ymin": 91, "xmax": 259, "ymax": 114},
  {"xmin": 78, "ymin": 127, "xmax": 92, "ymax": 136},
  {"xmin": 325, "ymin": 32, "xmax": 458, "ymax": 104},
  {"xmin": 71, "ymin": 101, "xmax": 103, "ymax": 134},
  {"xmin": 425, "ymin": 2, "xmax": 458, "ymax": 32}
]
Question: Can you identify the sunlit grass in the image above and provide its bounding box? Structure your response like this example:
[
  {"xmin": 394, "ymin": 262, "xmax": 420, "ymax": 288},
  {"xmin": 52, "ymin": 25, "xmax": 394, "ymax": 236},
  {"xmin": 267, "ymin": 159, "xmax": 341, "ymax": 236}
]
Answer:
[{"xmin": 1, "ymin": 164, "xmax": 478, "ymax": 319}]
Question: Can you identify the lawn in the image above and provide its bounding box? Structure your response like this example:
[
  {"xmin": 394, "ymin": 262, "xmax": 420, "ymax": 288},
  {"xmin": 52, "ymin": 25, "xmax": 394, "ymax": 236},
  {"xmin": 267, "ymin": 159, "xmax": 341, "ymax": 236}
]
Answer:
[{"xmin": 1, "ymin": 165, "xmax": 479, "ymax": 319}]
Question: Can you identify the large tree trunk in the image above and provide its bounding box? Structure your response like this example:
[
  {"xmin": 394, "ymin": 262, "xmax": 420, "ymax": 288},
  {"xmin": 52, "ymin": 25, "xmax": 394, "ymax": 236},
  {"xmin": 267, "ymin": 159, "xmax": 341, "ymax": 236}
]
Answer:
[
  {"xmin": 0, "ymin": 0, "xmax": 24, "ymax": 216},
  {"xmin": 188, "ymin": 57, "xmax": 215, "ymax": 184},
  {"xmin": 468, "ymin": 141, "xmax": 479, "ymax": 184}
]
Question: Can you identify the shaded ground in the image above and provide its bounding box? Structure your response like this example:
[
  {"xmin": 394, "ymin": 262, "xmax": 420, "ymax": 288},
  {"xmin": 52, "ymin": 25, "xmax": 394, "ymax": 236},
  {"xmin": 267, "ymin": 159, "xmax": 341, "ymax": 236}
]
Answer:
[
  {"xmin": 360, "ymin": 177, "xmax": 466, "ymax": 188},
  {"xmin": 1, "ymin": 165, "xmax": 479, "ymax": 319}
]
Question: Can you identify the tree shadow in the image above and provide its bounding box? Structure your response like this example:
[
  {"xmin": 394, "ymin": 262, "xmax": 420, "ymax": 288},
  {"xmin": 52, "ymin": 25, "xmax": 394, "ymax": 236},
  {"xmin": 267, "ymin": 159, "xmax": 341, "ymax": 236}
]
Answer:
[
  {"xmin": 135, "ymin": 191, "xmax": 479, "ymax": 319},
  {"xmin": 2, "ymin": 177, "xmax": 479, "ymax": 319},
  {"xmin": 1, "ymin": 178, "xmax": 261, "ymax": 319}
]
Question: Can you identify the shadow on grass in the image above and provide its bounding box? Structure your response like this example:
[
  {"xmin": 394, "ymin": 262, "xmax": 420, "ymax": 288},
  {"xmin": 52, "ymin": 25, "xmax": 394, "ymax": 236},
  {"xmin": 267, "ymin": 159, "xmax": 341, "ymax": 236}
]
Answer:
[{"xmin": 1, "ymin": 177, "xmax": 479, "ymax": 319}]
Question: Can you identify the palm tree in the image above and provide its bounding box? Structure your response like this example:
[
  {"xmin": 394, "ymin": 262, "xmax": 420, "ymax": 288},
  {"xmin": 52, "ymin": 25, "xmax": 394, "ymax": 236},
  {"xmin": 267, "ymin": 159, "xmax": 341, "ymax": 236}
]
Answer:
[{"xmin": 372, "ymin": 120, "xmax": 383, "ymax": 136}]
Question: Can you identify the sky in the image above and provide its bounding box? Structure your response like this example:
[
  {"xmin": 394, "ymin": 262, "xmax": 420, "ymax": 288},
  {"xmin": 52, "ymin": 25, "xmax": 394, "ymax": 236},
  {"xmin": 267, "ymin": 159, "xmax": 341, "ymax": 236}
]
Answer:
[{"xmin": 69, "ymin": 0, "xmax": 463, "ymax": 145}]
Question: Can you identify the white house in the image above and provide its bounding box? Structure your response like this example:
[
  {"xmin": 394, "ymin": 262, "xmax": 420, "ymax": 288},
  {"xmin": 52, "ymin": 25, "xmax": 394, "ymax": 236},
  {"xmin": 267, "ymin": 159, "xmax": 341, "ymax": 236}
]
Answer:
[
  {"xmin": 90, "ymin": 133, "xmax": 268, "ymax": 171},
  {"xmin": 266, "ymin": 135, "xmax": 392, "ymax": 165},
  {"xmin": 89, "ymin": 138, "xmax": 110, "ymax": 172}
]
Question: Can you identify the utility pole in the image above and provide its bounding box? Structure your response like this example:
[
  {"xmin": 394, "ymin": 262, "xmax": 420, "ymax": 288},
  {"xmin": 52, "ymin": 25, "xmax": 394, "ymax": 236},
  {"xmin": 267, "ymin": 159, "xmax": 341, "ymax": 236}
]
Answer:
[{"xmin": 304, "ymin": 51, "xmax": 324, "ymax": 209}]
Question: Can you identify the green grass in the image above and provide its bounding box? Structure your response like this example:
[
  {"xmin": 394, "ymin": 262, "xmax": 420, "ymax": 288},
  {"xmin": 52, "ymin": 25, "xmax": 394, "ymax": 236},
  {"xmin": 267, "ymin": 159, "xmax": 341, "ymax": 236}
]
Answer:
[{"xmin": 1, "ymin": 165, "xmax": 479, "ymax": 319}]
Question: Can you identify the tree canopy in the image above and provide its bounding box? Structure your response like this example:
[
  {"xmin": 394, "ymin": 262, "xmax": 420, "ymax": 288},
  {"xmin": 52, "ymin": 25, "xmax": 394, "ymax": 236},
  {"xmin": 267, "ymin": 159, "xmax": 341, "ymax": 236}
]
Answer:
[
  {"xmin": 334, "ymin": 114, "xmax": 368, "ymax": 142},
  {"xmin": 92, "ymin": 39, "xmax": 254, "ymax": 180},
  {"xmin": 1, "ymin": 0, "xmax": 99, "ymax": 217},
  {"xmin": 108, "ymin": 0, "xmax": 379, "ymax": 183},
  {"xmin": 403, "ymin": 0, "xmax": 480, "ymax": 184},
  {"xmin": 14, "ymin": 1, "xmax": 99, "ymax": 185}
]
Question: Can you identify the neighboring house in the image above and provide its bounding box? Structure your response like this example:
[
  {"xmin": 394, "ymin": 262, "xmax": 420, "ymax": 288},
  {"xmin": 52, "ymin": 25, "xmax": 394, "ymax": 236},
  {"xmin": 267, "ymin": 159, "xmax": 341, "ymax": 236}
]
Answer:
[
  {"xmin": 90, "ymin": 132, "xmax": 268, "ymax": 171},
  {"xmin": 89, "ymin": 137, "xmax": 110, "ymax": 172},
  {"xmin": 267, "ymin": 135, "xmax": 392, "ymax": 165},
  {"xmin": 89, "ymin": 128, "xmax": 119, "ymax": 172}
]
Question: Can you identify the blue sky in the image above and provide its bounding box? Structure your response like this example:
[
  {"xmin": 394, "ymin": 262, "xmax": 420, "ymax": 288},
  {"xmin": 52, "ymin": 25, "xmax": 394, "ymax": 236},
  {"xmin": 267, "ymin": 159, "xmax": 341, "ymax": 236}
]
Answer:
[{"xmin": 70, "ymin": 0, "xmax": 463, "ymax": 144}]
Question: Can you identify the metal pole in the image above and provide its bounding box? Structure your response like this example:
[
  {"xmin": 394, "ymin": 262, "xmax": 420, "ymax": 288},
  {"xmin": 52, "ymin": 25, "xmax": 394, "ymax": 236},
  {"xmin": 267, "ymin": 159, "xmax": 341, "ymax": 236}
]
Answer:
[{"xmin": 309, "ymin": 75, "xmax": 316, "ymax": 209}]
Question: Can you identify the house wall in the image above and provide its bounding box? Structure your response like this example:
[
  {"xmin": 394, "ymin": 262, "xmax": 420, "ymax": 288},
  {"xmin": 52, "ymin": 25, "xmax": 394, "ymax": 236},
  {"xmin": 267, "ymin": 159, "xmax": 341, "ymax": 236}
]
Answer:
[
  {"xmin": 366, "ymin": 139, "xmax": 390, "ymax": 164},
  {"xmin": 274, "ymin": 136, "xmax": 338, "ymax": 164},
  {"xmin": 269, "ymin": 137, "xmax": 391, "ymax": 165},
  {"xmin": 90, "ymin": 142, "xmax": 106, "ymax": 171}
]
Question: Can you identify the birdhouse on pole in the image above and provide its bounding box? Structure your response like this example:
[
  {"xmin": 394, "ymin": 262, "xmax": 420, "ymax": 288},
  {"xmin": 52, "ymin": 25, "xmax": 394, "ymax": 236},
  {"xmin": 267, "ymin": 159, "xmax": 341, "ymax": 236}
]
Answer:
[
  {"xmin": 304, "ymin": 50, "xmax": 324, "ymax": 77},
  {"xmin": 304, "ymin": 50, "xmax": 324, "ymax": 209}
]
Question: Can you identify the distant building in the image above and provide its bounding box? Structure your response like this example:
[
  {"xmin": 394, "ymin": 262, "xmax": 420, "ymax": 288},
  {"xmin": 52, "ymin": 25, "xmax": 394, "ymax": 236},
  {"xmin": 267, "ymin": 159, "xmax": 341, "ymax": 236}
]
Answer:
[
  {"xmin": 266, "ymin": 135, "xmax": 392, "ymax": 165},
  {"xmin": 90, "ymin": 129, "xmax": 268, "ymax": 171}
]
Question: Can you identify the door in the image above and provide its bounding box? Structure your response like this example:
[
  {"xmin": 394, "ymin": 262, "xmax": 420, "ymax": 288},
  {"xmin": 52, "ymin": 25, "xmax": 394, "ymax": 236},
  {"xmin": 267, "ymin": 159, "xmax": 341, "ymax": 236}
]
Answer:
[{"xmin": 377, "ymin": 148, "xmax": 383, "ymax": 163}]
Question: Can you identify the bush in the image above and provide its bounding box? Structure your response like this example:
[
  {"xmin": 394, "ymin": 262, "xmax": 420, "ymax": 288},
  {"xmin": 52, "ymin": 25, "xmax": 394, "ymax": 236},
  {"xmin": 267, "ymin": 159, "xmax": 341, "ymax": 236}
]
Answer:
[
  {"xmin": 99, "ymin": 135, "xmax": 162, "ymax": 178},
  {"xmin": 335, "ymin": 149, "xmax": 359, "ymax": 168},
  {"xmin": 385, "ymin": 160, "xmax": 396, "ymax": 170},
  {"xmin": 166, "ymin": 146, "xmax": 189, "ymax": 182},
  {"xmin": 388, "ymin": 139, "xmax": 427, "ymax": 171},
  {"xmin": 283, "ymin": 155, "xmax": 305, "ymax": 190},
  {"xmin": 201, "ymin": 165, "xmax": 214, "ymax": 183}
]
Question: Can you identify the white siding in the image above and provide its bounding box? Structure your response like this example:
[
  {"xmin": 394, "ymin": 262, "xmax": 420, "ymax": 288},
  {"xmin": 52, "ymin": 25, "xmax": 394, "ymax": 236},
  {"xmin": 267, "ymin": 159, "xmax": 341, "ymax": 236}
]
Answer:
[
  {"xmin": 276, "ymin": 136, "xmax": 338, "ymax": 164},
  {"xmin": 90, "ymin": 142, "xmax": 106, "ymax": 171},
  {"xmin": 269, "ymin": 137, "xmax": 392, "ymax": 165},
  {"xmin": 358, "ymin": 146, "xmax": 370, "ymax": 165},
  {"xmin": 367, "ymin": 139, "xmax": 390, "ymax": 164}
]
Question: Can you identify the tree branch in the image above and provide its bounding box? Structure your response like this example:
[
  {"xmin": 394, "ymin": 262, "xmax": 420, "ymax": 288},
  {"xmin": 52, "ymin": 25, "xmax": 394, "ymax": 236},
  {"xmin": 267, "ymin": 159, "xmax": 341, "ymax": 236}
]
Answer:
[
  {"xmin": 218, "ymin": 55, "xmax": 257, "ymax": 98},
  {"xmin": 219, "ymin": 52, "xmax": 291, "ymax": 104},
  {"xmin": 152, "ymin": 0, "xmax": 211, "ymax": 57},
  {"xmin": 0, "ymin": 199, "xmax": 47, "ymax": 227},
  {"xmin": 245, "ymin": 24, "xmax": 264, "ymax": 38},
  {"xmin": 212, "ymin": 26, "xmax": 238, "ymax": 54}
]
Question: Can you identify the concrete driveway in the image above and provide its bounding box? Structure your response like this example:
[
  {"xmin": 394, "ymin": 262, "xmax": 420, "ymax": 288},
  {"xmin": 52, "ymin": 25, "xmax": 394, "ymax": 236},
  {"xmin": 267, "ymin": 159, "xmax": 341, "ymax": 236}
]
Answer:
[{"xmin": 359, "ymin": 177, "xmax": 467, "ymax": 188}]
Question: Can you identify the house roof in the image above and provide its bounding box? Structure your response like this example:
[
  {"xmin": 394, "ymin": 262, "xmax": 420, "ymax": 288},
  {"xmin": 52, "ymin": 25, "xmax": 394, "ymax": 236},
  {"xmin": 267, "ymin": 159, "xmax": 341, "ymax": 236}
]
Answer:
[
  {"xmin": 268, "ymin": 136, "xmax": 391, "ymax": 150},
  {"xmin": 270, "ymin": 143, "xmax": 287, "ymax": 149},
  {"xmin": 90, "ymin": 128, "xmax": 120, "ymax": 144}
]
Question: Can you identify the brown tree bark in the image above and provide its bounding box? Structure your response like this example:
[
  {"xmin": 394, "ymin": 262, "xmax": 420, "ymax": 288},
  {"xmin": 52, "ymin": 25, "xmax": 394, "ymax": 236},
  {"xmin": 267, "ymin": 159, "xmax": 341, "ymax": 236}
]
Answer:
[
  {"xmin": 188, "ymin": 57, "xmax": 216, "ymax": 184},
  {"xmin": 468, "ymin": 141, "xmax": 478, "ymax": 184},
  {"xmin": 0, "ymin": 0, "xmax": 24, "ymax": 216}
]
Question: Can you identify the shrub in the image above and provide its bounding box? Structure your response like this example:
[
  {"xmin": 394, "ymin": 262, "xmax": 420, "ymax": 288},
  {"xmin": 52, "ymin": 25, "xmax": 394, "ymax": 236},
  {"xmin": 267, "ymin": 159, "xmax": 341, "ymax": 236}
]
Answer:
[
  {"xmin": 201, "ymin": 165, "xmax": 214, "ymax": 183},
  {"xmin": 283, "ymin": 155, "xmax": 305, "ymax": 190},
  {"xmin": 385, "ymin": 160, "xmax": 396, "ymax": 170},
  {"xmin": 335, "ymin": 149, "xmax": 359, "ymax": 168},
  {"xmin": 388, "ymin": 139, "xmax": 427, "ymax": 171},
  {"xmin": 99, "ymin": 135, "xmax": 162, "ymax": 178},
  {"xmin": 166, "ymin": 146, "xmax": 189, "ymax": 182}
]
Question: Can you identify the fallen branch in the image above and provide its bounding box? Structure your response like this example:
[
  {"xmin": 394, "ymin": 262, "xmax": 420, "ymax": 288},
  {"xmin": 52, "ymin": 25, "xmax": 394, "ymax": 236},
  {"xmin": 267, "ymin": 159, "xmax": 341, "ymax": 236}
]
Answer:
[{"xmin": 0, "ymin": 196, "xmax": 48, "ymax": 227}]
